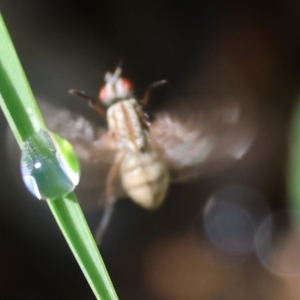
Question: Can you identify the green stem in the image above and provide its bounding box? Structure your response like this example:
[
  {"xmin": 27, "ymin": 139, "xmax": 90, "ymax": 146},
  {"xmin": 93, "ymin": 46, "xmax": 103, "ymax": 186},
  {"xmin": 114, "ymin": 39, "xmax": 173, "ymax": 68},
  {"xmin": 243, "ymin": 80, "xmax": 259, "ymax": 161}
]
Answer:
[{"xmin": 0, "ymin": 12, "xmax": 118, "ymax": 300}]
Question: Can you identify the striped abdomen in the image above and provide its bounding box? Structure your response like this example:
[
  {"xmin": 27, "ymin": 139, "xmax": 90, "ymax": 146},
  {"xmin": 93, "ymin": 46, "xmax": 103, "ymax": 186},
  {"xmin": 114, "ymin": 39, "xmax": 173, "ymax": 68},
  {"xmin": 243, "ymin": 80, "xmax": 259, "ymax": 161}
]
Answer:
[
  {"xmin": 106, "ymin": 99, "xmax": 148, "ymax": 151},
  {"xmin": 107, "ymin": 98, "xmax": 169, "ymax": 209},
  {"xmin": 120, "ymin": 149, "xmax": 169, "ymax": 209}
]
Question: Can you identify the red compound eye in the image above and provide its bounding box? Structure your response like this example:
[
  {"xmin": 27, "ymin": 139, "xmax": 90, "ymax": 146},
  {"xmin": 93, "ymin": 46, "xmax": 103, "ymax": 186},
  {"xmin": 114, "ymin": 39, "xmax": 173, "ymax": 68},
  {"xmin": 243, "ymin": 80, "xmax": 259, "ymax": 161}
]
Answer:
[
  {"xmin": 99, "ymin": 78, "xmax": 133, "ymax": 104},
  {"xmin": 99, "ymin": 86, "xmax": 107, "ymax": 102},
  {"xmin": 121, "ymin": 78, "xmax": 133, "ymax": 93}
]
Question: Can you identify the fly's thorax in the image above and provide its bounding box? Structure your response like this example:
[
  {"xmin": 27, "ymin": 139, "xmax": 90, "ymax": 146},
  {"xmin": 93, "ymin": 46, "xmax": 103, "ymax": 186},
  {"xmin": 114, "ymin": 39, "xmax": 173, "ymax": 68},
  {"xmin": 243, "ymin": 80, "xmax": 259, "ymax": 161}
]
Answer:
[
  {"xmin": 106, "ymin": 99, "xmax": 148, "ymax": 152},
  {"xmin": 120, "ymin": 149, "xmax": 169, "ymax": 209}
]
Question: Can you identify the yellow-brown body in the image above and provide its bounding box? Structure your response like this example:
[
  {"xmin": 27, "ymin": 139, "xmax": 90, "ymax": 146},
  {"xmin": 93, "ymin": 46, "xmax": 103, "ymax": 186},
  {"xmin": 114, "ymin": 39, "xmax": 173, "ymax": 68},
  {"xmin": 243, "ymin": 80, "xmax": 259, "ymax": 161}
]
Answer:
[{"xmin": 107, "ymin": 99, "xmax": 169, "ymax": 209}]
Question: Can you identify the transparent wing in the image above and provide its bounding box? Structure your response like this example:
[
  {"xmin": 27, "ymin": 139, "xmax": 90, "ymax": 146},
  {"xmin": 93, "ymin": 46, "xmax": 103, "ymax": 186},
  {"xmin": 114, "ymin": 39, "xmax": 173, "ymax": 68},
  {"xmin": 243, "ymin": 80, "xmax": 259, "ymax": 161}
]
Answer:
[
  {"xmin": 38, "ymin": 100, "xmax": 124, "ymax": 211},
  {"xmin": 39, "ymin": 100, "xmax": 113, "ymax": 160},
  {"xmin": 151, "ymin": 96, "xmax": 256, "ymax": 182}
]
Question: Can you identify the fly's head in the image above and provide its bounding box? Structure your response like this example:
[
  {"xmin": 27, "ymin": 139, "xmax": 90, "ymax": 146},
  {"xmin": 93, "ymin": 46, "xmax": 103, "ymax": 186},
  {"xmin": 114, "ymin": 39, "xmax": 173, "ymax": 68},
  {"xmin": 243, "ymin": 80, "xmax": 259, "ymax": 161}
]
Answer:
[{"xmin": 99, "ymin": 66, "xmax": 134, "ymax": 107}]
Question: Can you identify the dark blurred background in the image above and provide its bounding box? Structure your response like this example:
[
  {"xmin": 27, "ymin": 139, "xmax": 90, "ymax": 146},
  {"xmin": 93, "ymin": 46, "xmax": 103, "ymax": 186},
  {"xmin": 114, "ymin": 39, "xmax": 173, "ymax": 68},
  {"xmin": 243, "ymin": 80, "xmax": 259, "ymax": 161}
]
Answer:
[{"xmin": 1, "ymin": 0, "xmax": 300, "ymax": 299}]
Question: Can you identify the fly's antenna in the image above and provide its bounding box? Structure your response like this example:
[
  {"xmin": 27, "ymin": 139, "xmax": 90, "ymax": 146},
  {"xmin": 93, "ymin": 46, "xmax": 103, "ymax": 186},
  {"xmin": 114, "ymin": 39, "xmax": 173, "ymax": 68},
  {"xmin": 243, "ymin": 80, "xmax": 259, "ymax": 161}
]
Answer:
[
  {"xmin": 68, "ymin": 89, "xmax": 107, "ymax": 118},
  {"xmin": 105, "ymin": 61, "xmax": 124, "ymax": 83},
  {"xmin": 141, "ymin": 79, "xmax": 168, "ymax": 107},
  {"xmin": 113, "ymin": 61, "xmax": 123, "ymax": 79}
]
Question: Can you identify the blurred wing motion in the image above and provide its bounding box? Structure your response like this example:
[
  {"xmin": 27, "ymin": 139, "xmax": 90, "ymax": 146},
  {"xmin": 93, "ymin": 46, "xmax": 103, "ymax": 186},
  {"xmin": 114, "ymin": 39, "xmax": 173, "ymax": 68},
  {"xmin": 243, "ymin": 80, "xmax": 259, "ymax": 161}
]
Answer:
[
  {"xmin": 151, "ymin": 97, "xmax": 256, "ymax": 181},
  {"xmin": 40, "ymin": 100, "xmax": 113, "ymax": 162},
  {"xmin": 38, "ymin": 100, "xmax": 122, "ymax": 211}
]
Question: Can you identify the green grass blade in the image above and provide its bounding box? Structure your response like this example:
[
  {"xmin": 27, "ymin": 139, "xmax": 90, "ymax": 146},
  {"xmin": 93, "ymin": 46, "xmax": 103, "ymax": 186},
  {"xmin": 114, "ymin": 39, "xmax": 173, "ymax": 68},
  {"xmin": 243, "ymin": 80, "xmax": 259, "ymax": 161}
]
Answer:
[
  {"xmin": 0, "ymin": 14, "xmax": 45, "ymax": 146},
  {"xmin": 48, "ymin": 194, "xmax": 118, "ymax": 300},
  {"xmin": 288, "ymin": 95, "xmax": 300, "ymax": 215},
  {"xmin": 0, "ymin": 12, "xmax": 118, "ymax": 300}
]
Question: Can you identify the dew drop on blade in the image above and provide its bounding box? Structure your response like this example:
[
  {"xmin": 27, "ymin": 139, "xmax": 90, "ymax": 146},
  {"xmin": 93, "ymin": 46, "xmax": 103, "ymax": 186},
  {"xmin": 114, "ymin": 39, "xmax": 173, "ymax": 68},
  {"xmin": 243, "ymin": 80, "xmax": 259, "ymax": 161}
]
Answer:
[{"xmin": 20, "ymin": 129, "xmax": 80, "ymax": 200}]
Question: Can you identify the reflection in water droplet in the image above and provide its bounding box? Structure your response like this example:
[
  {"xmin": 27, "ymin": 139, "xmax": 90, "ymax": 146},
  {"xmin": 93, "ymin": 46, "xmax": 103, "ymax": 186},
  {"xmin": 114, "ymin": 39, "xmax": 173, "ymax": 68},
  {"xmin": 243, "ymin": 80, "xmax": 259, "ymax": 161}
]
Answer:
[
  {"xmin": 254, "ymin": 210, "xmax": 300, "ymax": 277},
  {"xmin": 203, "ymin": 185, "xmax": 269, "ymax": 262},
  {"xmin": 21, "ymin": 130, "xmax": 80, "ymax": 200}
]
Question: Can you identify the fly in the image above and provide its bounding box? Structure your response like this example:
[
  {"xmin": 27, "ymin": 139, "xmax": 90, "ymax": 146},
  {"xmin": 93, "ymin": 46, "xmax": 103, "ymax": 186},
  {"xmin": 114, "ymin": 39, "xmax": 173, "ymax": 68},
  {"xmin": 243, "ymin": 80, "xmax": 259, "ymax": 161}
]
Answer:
[{"xmin": 69, "ymin": 65, "xmax": 170, "ymax": 243}]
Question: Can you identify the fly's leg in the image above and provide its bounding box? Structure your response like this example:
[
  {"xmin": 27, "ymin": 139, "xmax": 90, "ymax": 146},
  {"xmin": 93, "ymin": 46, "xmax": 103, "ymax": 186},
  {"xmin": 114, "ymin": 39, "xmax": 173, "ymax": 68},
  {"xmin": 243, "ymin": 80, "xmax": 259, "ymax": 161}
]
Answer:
[
  {"xmin": 94, "ymin": 153, "xmax": 123, "ymax": 245},
  {"xmin": 141, "ymin": 80, "xmax": 168, "ymax": 107},
  {"xmin": 68, "ymin": 89, "xmax": 107, "ymax": 118}
]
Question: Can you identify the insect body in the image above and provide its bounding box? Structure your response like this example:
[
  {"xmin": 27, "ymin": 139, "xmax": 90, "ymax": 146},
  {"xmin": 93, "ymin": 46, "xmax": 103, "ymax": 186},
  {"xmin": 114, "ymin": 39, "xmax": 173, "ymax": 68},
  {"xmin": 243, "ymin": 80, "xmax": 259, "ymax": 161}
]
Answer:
[
  {"xmin": 107, "ymin": 98, "xmax": 169, "ymax": 209},
  {"xmin": 70, "ymin": 66, "xmax": 169, "ymax": 242}
]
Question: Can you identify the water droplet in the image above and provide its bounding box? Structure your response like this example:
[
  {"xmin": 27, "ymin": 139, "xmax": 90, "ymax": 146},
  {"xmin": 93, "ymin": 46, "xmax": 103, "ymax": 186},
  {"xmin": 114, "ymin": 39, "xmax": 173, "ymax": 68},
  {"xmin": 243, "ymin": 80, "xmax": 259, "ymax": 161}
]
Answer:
[{"xmin": 21, "ymin": 130, "xmax": 80, "ymax": 200}]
